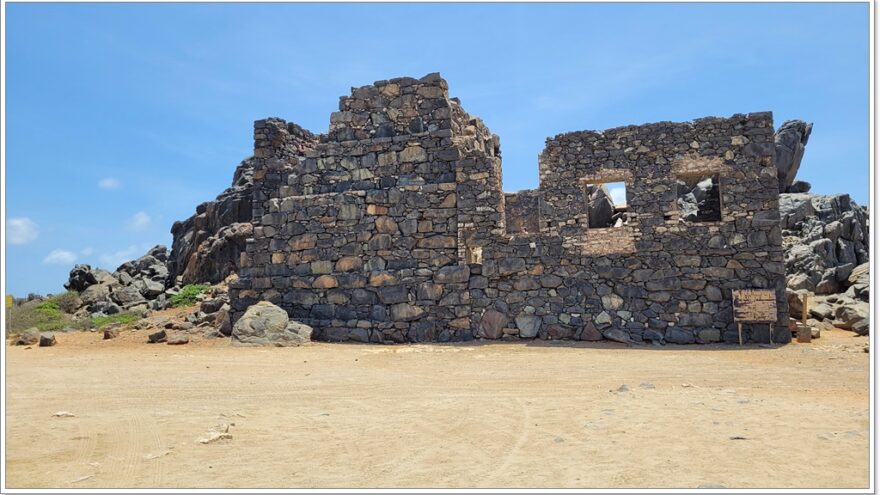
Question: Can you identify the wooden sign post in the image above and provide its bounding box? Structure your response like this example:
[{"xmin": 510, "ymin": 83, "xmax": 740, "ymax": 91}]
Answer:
[{"xmin": 732, "ymin": 289, "xmax": 778, "ymax": 345}]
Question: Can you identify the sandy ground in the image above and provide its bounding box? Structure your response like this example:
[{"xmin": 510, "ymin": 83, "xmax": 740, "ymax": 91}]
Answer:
[{"xmin": 4, "ymin": 327, "xmax": 871, "ymax": 489}]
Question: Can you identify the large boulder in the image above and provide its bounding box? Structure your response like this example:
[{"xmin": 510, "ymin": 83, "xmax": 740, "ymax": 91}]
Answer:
[
  {"xmin": 64, "ymin": 265, "xmax": 99, "ymax": 292},
  {"xmin": 231, "ymin": 301, "xmax": 312, "ymax": 346},
  {"xmin": 833, "ymin": 301, "xmax": 869, "ymax": 334},
  {"xmin": 774, "ymin": 120, "xmax": 813, "ymax": 192},
  {"xmin": 80, "ymin": 283, "xmax": 112, "ymax": 306},
  {"xmin": 109, "ymin": 285, "xmax": 146, "ymax": 307},
  {"xmin": 587, "ymin": 184, "xmax": 615, "ymax": 228},
  {"xmin": 15, "ymin": 328, "xmax": 40, "ymax": 346}
]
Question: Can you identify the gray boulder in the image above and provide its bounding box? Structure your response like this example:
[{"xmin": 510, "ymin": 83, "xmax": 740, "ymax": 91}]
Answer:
[
  {"xmin": 788, "ymin": 180, "xmax": 811, "ymax": 193},
  {"xmin": 109, "ymin": 286, "xmax": 146, "ymax": 307},
  {"xmin": 64, "ymin": 265, "xmax": 99, "ymax": 292},
  {"xmin": 80, "ymin": 283, "xmax": 111, "ymax": 306},
  {"xmin": 587, "ymin": 184, "xmax": 615, "ymax": 228},
  {"xmin": 215, "ymin": 306, "xmax": 233, "ymax": 336},
  {"xmin": 231, "ymin": 301, "xmax": 313, "ymax": 346},
  {"xmin": 39, "ymin": 332, "xmax": 56, "ymax": 347},
  {"xmin": 15, "ymin": 328, "xmax": 40, "ymax": 346},
  {"xmin": 848, "ymin": 263, "xmax": 869, "ymax": 286},
  {"xmin": 148, "ymin": 330, "xmax": 167, "ymax": 343},
  {"xmin": 833, "ymin": 302, "xmax": 869, "ymax": 334},
  {"xmin": 166, "ymin": 333, "xmax": 190, "ymax": 345},
  {"xmin": 88, "ymin": 300, "xmax": 121, "ymax": 316},
  {"xmin": 774, "ymin": 120, "xmax": 813, "ymax": 192}
]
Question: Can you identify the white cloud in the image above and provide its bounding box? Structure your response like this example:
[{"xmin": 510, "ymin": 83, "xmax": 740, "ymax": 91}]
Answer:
[
  {"xmin": 125, "ymin": 211, "xmax": 151, "ymax": 231},
  {"xmin": 43, "ymin": 249, "xmax": 77, "ymax": 265},
  {"xmin": 8, "ymin": 217, "xmax": 39, "ymax": 245},
  {"xmin": 99, "ymin": 245, "xmax": 140, "ymax": 268},
  {"xmin": 81, "ymin": 247, "xmax": 94, "ymax": 256},
  {"xmin": 98, "ymin": 178, "xmax": 121, "ymax": 190},
  {"xmin": 609, "ymin": 186, "xmax": 627, "ymax": 206}
]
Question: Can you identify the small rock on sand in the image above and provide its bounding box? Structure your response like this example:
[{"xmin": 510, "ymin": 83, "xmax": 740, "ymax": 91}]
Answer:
[
  {"xmin": 197, "ymin": 423, "xmax": 234, "ymax": 444},
  {"xmin": 166, "ymin": 334, "xmax": 189, "ymax": 345},
  {"xmin": 39, "ymin": 332, "xmax": 56, "ymax": 347},
  {"xmin": 52, "ymin": 411, "xmax": 75, "ymax": 417}
]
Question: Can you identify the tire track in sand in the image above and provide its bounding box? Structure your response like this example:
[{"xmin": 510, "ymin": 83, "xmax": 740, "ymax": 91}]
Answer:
[{"xmin": 484, "ymin": 397, "xmax": 532, "ymax": 486}]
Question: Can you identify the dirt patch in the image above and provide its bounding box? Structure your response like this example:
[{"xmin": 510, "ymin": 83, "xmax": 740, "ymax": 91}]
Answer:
[{"xmin": 4, "ymin": 328, "xmax": 869, "ymax": 488}]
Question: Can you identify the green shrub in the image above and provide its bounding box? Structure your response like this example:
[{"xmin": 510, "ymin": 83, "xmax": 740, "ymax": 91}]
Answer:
[
  {"xmin": 35, "ymin": 300, "xmax": 62, "ymax": 319},
  {"xmin": 53, "ymin": 291, "xmax": 82, "ymax": 313},
  {"xmin": 90, "ymin": 313, "xmax": 139, "ymax": 328},
  {"xmin": 170, "ymin": 284, "xmax": 209, "ymax": 308},
  {"xmin": 6, "ymin": 299, "xmax": 70, "ymax": 335}
]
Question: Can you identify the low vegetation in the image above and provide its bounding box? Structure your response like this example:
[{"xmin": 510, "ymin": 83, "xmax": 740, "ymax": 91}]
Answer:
[
  {"xmin": 89, "ymin": 312, "xmax": 140, "ymax": 329},
  {"xmin": 6, "ymin": 298, "xmax": 72, "ymax": 335},
  {"xmin": 54, "ymin": 291, "xmax": 82, "ymax": 313},
  {"xmin": 5, "ymin": 291, "xmax": 141, "ymax": 337},
  {"xmin": 170, "ymin": 284, "xmax": 209, "ymax": 308}
]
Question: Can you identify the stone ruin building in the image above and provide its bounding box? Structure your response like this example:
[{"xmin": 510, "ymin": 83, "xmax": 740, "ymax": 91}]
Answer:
[{"xmin": 229, "ymin": 73, "xmax": 790, "ymax": 345}]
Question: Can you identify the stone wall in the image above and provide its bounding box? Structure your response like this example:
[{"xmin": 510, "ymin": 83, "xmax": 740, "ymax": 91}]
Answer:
[{"xmin": 230, "ymin": 73, "xmax": 790, "ymax": 345}]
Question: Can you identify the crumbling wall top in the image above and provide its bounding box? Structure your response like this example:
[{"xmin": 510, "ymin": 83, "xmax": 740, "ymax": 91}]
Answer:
[{"xmin": 327, "ymin": 72, "xmax": 454, "ymax": 142}]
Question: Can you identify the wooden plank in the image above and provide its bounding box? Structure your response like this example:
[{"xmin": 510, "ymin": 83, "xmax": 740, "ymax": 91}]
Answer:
[
  {"xmin": 732, "ymin": 289, "xmax": 777, "ymax": 323},
  {"xmin": 801, "ymin": 293, "xmax": 810, "ymax": 325}
]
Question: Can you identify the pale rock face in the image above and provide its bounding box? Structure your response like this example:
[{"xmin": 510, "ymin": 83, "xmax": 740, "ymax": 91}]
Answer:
[{"xmin": 232, "ymin": 301, "xmax": 313, "ymax": 347}]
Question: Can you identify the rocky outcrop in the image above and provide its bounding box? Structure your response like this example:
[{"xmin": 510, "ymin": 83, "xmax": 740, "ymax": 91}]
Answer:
[
  {"xmin": 787, "ymin": 288, "xmax": 869, "ymax": 337},
  {"xmin": 781, "ymin": 193, "xmax": 868, "ymax": 295},
  {"xmin": 773, "ymin": 117, "xmax": 869, "ymax": 337},
  {"xmin": 168, "ymin": 157, "xmax": 256, "ymax": 286},
  {"xmin": 774, "ymin": 120, "xmax": 813, "ymax": 193},
  {"xmin": 63, "ymin": 246, "xmax": 175, "ymax": 318}
]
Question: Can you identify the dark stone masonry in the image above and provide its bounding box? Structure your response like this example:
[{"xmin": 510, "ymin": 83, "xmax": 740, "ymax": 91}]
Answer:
[{"xmin": 229, "ymin": 73, "xmax": 790, "ymax": 345}]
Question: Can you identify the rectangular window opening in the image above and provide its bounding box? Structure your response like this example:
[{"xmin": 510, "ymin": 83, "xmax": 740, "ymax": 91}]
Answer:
[
  {"xmin": 676, "ymin": 174, "xmax": 721, "ymax": 222},
  {"xmin": 586, "ymin": 181, "xmax": 629, "ymax": 228}
]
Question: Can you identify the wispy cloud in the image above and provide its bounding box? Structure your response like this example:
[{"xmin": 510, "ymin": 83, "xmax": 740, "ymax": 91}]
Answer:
[
  {"xmin": 98, "ymin": 177, "xmax": 121, "ymax": 190},
  {"xmin": 125, "ymin": 211, "xmax": 151, "ymax": 231},
  {"xmin": 98, "ymin": 245, "xmax": 140, "ymax": 269},
  {"xmin": 8, "ymin": 217, "xmax": 39, "ymax": 245},
  {"xmin": 43, "ymin": 249, "xmax": 77, "ymax": 265},
  {"xmin": 81, "ymin": 247, "xmax": 94, "ymax": 256}
]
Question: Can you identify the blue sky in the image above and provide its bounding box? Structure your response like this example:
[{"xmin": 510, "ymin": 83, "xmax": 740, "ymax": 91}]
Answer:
[{"xmin": 4, "ymin": 2, "xmax": 869, "ymax": 296}]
